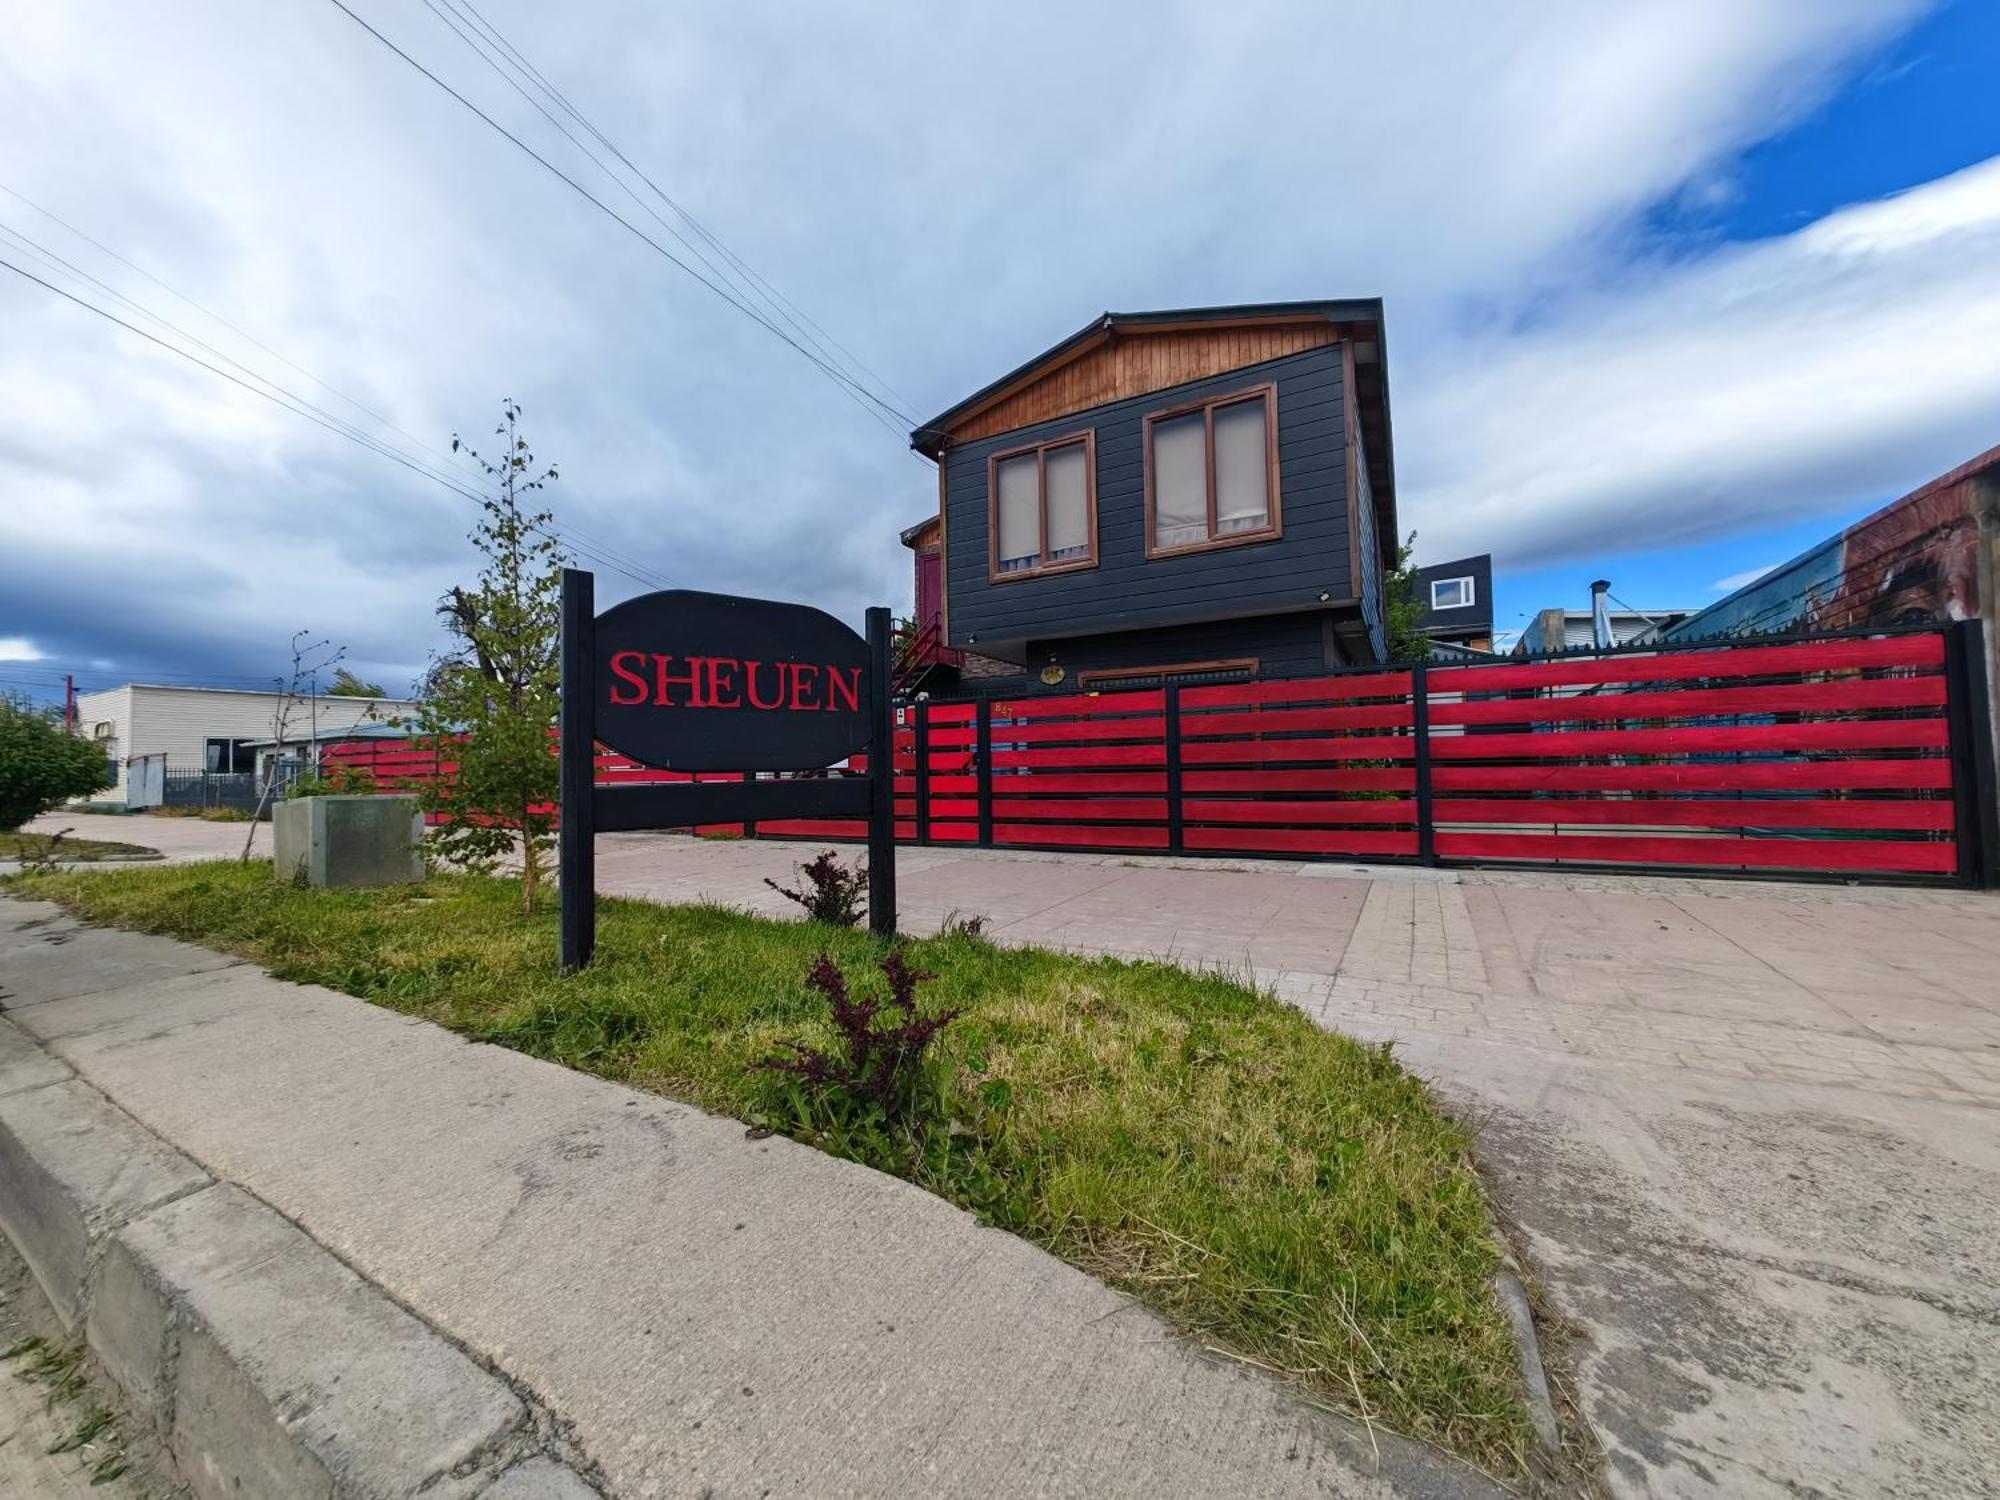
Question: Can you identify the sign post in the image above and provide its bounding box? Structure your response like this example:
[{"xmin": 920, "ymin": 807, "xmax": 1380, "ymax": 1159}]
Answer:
[{"xmin": 557, "ymin": 569, "xmax": 897, "ymax": 969}]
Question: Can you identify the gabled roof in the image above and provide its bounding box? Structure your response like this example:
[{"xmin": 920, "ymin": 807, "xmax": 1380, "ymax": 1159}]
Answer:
[{"xmin": 909, "ymin": 300, "xmax": 1396, "ymax": 543}]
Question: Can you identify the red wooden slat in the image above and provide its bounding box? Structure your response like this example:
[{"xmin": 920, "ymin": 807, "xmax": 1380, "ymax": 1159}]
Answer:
[
  {"xmin": 928, "ymin": 823, "xmax": 979, "ymax": 842},
  {"xmin": 1428, "ymin": 633, "xmax": 1942, "ymax": 693},
  {"xmin": 1430, "ymin": 676, "xmax": 1945, "ymax": 727},
  {"xmin": 983, "ymin": 797, "xmax": 1169, "ymax": 820},
  {"xmin": 1434, "ymin": 760, "xmax": 1951, "ymax": 792},
  {"xmin": 1426, "ymin": 718, "xmax": 1950, "ymax": 759},
  {"xmin": 1181, "ymin": 735, "xmax": 1417, "ymax": 765},
  {"xmin": 756, "ymin": 819, "xmax": 869, "ymax": 838},
  {"xmin": 1433, "ymin": 831, "xmax": 1955, "ymax": 873},
  {"xmin": 974, "ymin": 772, "xmax": 1167, "ymax": 794},
  {"xmin": 927, "ymin": 727, "xmax": 977, "ymax": 747},
  {"xmin": 1431, "ymin": 798, "xmax": 1955, "ymax": 831},
  {"xmin": 1185, "ymin": 768, "xmax": 1416, "ymax": 793},
  {"xmin": 1181, "ymin": 704, "xmax": 1415, "ymax": 735},
  {"xmin": 1182, "ymin": 671, "xmax": 1414, "ymax": 708},
  {"xmin": 1183, "ymin": 799, "xmax": 1418, "ymax": 824},
  {"xmin": 992, "ymin": 689, "xmax": 1166, "ymax": 717},
  {"xmin": 1184, "ymin": 827, "xmax": 1419, "ymax": 855},
  {"xmin": 989, "ymin": 744, "xmax": 1165, "ymax": 768},
  {"xmin": 976, "ymin": 716, "xmax": 1166, "ymax": 743},
  {"xmin": 993, "ymin": 823, "xmax": 1170, "ymax": 849}
]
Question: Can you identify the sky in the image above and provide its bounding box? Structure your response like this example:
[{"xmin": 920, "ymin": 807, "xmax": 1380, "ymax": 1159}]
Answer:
[{"xmin": 2, "ymin": 0, "xmax": 1998, "ymax": 695}]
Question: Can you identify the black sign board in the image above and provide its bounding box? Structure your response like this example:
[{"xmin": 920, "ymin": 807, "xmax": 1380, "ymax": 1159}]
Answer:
[
  {"xmin": 593, "ymin": 590, "xmax": 871, "ymax": 772},
  {"xmin": 559, "ymin": 570, "xmax": 896, "ymax": 969}
]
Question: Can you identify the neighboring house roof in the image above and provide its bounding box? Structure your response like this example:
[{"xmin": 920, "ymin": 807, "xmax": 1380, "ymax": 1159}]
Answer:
[
  {"xmin": 900, "ymin": 515, "xmax": 940, "ymax": 548},
  {"xmin": 908, "ymin": 300, "xmax": 1397, "ymax": 545},
  {"xmin": 96, "ymin": 682, "xmax": 421, "ymax": 707}
]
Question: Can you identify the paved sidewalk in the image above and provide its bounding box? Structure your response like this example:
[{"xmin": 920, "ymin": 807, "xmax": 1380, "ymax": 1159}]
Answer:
[
  {"xmin": 588, "ymin": 835, "xmax": 2000, "ymax": 1498},
  {"xmin": 0, "ymin": 895, "xmax": 1492, "ymax": 1500},
  {"xmin": 20, "ymin": 815, "xmax": 2000, "ymax": 1495}
]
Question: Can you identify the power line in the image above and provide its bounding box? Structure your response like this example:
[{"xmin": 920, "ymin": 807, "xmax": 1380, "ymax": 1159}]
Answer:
[
  {"xmin": 0, "ymin": 249, "xmax": 672, "ymax": 592},
  {"xmin": 323, "ymin": 0, "xmax": 923, "ymax": 443},
  {"xmin": 434, "ymin": 0, "xmax": 922, "ymax": 422}
]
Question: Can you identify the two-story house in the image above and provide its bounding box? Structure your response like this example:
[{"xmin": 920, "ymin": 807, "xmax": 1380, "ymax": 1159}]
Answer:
[{"xmin": 898, "ymin": 300, "xmax": 1399, "ymax": 695}]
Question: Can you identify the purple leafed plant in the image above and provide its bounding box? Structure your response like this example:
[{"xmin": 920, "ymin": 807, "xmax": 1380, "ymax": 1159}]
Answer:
[
  {"xmin": 763, "ymin": 850, "xmax": 866, "ymax": 927},
  {"xmin": 755, "ymin": 949, "xmax": 961, "ymax": 1117}
]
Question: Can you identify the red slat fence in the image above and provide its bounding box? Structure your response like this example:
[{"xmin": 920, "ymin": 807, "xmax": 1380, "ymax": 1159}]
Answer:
[{"xmin": 321, "ymin": 623, "xmax": 1997, "ymax": 887}]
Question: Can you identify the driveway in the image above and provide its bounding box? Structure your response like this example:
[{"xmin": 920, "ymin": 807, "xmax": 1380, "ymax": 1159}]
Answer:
[{"xmin": 24, "ymin": 816, "xmax": 2000, "ymax": 1496}]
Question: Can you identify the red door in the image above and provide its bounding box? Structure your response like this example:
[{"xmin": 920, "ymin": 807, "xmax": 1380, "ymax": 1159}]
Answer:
[{"xmin": 915, "ymin": 548, "xmax": 941, "ymax": 633}]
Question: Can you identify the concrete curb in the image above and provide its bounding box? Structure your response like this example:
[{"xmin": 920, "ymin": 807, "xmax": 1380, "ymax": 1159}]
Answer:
[{"xmin": 0, "ymin": 1010, "xmax": 597, "ymax": 1499}]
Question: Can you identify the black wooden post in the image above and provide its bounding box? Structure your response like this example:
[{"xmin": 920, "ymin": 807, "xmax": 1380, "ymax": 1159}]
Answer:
[
  {"xmin": 1945, "ymin": 620, "xmax": 1999, "ymax": 889},
  {"xmin": 913, "ymin": 703, "xmax": 932, "ymax": 846},
  {"xmin": 1410, "ymin": 660, "xmax": 1437, "ymax": 866},
  {"xmin": 558, "ymin": 568, "xmax": 596, "ymax": 971},
  {"xmin": 1164, "ymin": 683, "xmax": 1184, "ymax": 854},
  {"xmin": 865, "ymin": 607, "xmax": 898, "ymax": 935},
  {"xmin": 975, "ymin": 699, "xmax": 994, "ymax": 847}
]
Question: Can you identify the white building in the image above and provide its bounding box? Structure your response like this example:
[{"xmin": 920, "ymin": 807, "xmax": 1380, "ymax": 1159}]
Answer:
[{"xmin": 74, "ymin": 684, "xmax": 422, "ymax": 804}]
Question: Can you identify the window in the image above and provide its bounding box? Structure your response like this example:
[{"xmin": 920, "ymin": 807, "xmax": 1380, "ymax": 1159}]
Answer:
[
  {"xmin": 204, "ymin": 737, "xmax": 257, "ymax": 774},
  {"xmin": 1431, "ymin": 576, "xmax": 1475, "ymax": 610},
  {"xmin": 1144, "ymin": 384, "xmax": 1280, "ymax": 556},
  {"xmin": 1077, "ymin": 658, "xmax": 1259, "ymax": 691},
  {"xmin": 988, "ymin": 431, "xmax": 1097, "ymax": 580}
]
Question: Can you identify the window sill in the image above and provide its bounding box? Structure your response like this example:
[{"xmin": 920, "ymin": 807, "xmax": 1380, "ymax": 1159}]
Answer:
[
  {"xmin": 989, "ymin": 556, "xmax": 1099, "ymax": 584},
  {"xmin": 1144, "ymin": 527, "xmax": 1282, "ymax": 560}
]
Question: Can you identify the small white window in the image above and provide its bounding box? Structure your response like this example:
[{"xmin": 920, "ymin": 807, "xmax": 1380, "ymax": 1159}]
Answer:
[{"xmin": 1431, "ymin": 577, "xmax": 1475, "ymax": 610}]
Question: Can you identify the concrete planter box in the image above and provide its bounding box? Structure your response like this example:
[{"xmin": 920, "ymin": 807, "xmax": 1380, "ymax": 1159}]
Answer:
[{"xmin": 272, "ymin": 796, "xmax": 424, "ymax": 888}]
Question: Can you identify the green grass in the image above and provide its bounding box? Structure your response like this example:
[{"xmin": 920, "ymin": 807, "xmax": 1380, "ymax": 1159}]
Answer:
[
  {"xmin": 0, "ymin": 831, "xmax": 160, "ymax": 862},
  {"xmin": 8, "ymin": 861, "xmax": 1530, "ymax": 1476}
]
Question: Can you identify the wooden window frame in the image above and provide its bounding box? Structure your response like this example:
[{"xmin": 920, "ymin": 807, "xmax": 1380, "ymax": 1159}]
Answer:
[
  {"xmin": 986, "ymin": 429, "xmax": 1099, "ymax": 584},
  {"xmin": 1076, "ymin": 657, "xmax": 1260, "ymax": 689},
  {"xmin": 1142, "ymin": 383, "xmax": 1282, "ymax": 559}
]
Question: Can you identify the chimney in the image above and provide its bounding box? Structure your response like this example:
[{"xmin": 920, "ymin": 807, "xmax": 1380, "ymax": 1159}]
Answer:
[{"xmin": 1589, "ymin": 579, "xmax": 1613, "ymax": 650}]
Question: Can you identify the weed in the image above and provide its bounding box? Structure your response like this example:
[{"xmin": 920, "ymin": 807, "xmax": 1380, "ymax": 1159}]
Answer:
[
  {"xmin": 938, "ymin": 909, "xmax": 989, "ymax": 939},
  {"xmin": 48, "ymin": 1405, "xmax": 114, "ymax": 1453},
  {"xmin": 197, "ymin": 806, "xmax": 254, "ymax": 823},
  {"xmin": 762, "ymin": 849, "xmax": 866, "ymax": 926},
  {"xmin": 755, "ymin": 950, "xmax": 961, "ymax": 1121}
]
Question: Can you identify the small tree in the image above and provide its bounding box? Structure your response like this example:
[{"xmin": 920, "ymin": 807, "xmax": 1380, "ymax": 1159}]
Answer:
[
  {"xmin": 0, "ymin": 692, "xmax": 112, "ymax": 830},
  {"xmin": 417, "ymin": 399, "xmax": 564, "ymax": 915},
  {"xmin": 1382, "ymin": 530, "xmax": 1430, "ymax": 664},
  {"xmin": 240, "ymin": 632, "xmax": 352, "ymax": 860},
  {"xmin": 326, "ymin": 667, "xmax": 386, "ymax": 697}
]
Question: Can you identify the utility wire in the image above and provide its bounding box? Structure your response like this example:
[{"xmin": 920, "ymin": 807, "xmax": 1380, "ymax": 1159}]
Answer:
[
  {"xmin": 324, "ymin": 0, "xmax": 922, "ymax": 441},
  {"xmin": 0, "ymin": 197, "xmax": 663, "ymax": 578},
  {"xmin": 434, "ymin": 0, "xmax": 922, "ymax": 422},
  {"xmin": 0, "ymin": 251, "xmax": 671, "ymax": 592}
]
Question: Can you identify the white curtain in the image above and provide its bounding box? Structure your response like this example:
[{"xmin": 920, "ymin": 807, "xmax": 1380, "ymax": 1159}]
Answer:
[
  {"xmin": 1045, "ymin": 443, "xmax": 1089, "ymax": 559},
  {"xmin": 1152, "ymin": 412, "xmax": 1207, "ymax": 548},
  {"xmin": 1214, "ymin": 399, "xmax": 1269, "ymax": 533},
  {"xmin": 995, "ymin": 453, "xmax": 1040, "ymax": 570}
]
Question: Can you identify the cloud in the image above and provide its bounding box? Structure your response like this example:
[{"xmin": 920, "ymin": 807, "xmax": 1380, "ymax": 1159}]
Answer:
[
  {"xmin": 0, "ymin": 638, "xmax": 48, "ymax": 661},
  {"xmin": 0, "ymin": 0, "xmax": 1948, "ymax": 688},
  {"xmin": 1712, "ymin": 565, "xmax": 1780, "ymax": 592},
  {"xmin": 1404, "ymin": 152, "xmax": 2000, "ymax": 568}
]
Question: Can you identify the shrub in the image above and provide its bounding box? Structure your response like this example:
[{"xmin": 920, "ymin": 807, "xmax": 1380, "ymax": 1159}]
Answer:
[
  {"xmin": 0, "ymin": 693, "xmax": 113, "ymax": 830},
  {"xmin": 754, "ymin": 950, "xmax": 960, "ymax": 1123},
  {"xmin": 763, "ymin": 850, "xmax": 866, "ymax": 926}
]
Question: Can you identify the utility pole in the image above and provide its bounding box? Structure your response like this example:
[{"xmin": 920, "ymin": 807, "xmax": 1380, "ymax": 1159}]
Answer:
[{"xmin": 64, "ymin": 674, "xmax": 76, "ymax": 731}]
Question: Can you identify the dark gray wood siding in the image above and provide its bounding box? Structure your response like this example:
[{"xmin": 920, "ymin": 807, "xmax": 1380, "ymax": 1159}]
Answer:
[
  {"xmin": 1031, "ymin": 613, "xmax": 1337, "ymax": 682},
  {"xmin": 942, "ymin": 345, "xmax": 1352, "ymax": 653}
]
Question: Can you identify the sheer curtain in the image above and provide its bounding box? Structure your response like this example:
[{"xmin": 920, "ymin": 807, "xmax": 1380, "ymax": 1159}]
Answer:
[
  {"xmin": 1214, "ymin": 400, "xmax": 1269, "ymax": 534},
  {"xmin": 995, "ymin": 453, "xmax": 1040, "ymax": 571},
  {"xmin": 1151, "ymin": 411, "xmax": 1207, "ymax": 549}
]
